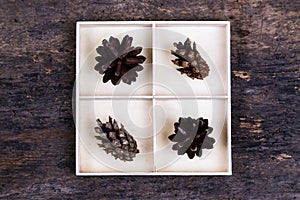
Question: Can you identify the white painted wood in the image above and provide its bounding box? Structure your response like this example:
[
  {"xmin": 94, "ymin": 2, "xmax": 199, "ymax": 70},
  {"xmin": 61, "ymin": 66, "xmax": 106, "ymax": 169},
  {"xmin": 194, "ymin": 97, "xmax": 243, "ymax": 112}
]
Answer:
[{"xmin": 76, "ymin": 21, "xmax": 231, "ymax": 175}]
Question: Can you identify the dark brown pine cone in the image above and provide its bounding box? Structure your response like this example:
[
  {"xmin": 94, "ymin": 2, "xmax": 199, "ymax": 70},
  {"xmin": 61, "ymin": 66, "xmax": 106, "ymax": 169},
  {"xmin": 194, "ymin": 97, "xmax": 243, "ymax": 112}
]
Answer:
[
  {"xmin": 168, "ymin": 117, "xmax": 215, "ymax": 159},
  {"xmin": 94, "ymin": 116, "xmax": 139, "ymax": 162},
  {"xmin": 94, "ymin": 35, "xmax": 146, "ymax": 85},
  {"xmin": 171, "ymin": 38, "xmax": 210, "ymax": 80}
]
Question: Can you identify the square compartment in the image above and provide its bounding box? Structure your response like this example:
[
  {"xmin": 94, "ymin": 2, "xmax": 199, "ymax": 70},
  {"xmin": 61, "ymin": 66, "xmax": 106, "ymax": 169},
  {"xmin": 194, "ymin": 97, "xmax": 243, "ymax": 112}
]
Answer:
[
  {"xmin": 154, "ymin": 23, "xmax": 229, "ymax": 97},
  {"xmin": 78, "ymin": 99, "xmax": 154, "ymax": 173},
  {"xmin": 78, "ymin": 23, "xmax": 153, "ymax": 96},
  {"xmin": 154, "ymin": 98, "xmax": 230, "ymax": 174}
]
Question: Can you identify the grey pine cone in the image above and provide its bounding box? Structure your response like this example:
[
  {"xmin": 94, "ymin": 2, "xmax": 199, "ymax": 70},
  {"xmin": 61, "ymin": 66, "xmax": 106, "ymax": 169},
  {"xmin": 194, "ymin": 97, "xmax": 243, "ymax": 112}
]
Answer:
[
  {"xmin": 95, "ymin": 116, "xmax": 139, "ymax": 162},
  {"xmin": 171, "ymin": 38, "xmax": 210, "ymax": 80}
]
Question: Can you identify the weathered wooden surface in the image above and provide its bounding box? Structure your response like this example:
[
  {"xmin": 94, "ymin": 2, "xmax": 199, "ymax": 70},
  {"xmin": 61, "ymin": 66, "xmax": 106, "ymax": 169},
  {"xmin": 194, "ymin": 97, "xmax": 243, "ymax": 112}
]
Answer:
[{"xmin": 0, "ymin": 0, "xmax": 299, "ymax": 199}]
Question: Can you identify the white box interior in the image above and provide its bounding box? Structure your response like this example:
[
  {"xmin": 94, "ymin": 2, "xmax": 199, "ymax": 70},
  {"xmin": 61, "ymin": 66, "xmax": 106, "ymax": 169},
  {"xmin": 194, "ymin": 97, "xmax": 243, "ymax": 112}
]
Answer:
[
  {"xmin": 79, "ymin": 24, "xmax": 153, "ymax": 96},
  {"xmin": 76, "ymin": 21, "xmax": 231, "ymax": 175},
  {"xmin": 154, "ymin": 24, "xmax": 228, "ymax": 96},
  {"xmin": 78, "ymin": 99, "xmax": 154, "ymax": 173},
  {"xmin": 154, "ymin": 98, "xmax": 228, "ymax": 172}
]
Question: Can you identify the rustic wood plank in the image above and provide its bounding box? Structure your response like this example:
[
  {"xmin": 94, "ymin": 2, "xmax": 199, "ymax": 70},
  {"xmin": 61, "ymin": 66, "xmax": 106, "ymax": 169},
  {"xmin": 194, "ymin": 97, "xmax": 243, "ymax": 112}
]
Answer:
[{"xmin": 0, "ymin": 0, "xmax": 299, "ymax": 199}]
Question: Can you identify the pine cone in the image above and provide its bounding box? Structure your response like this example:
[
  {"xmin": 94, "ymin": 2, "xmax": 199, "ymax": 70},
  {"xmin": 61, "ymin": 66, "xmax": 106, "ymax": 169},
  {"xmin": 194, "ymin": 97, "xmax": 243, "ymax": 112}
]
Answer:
[
  {"xmin": 94, "ymin": 35, "xmax": 146, "ymax": 85},
  {"xmin": 171, "ymin": 38, "xmax": 210, "ymax": 80},
  {"xmin": 94, "ymin": 116, "xmax": 139, "ymax": 162},
  {"xmin": 168, "ymin": 117, "xmax": 215, "ymax": 159}
]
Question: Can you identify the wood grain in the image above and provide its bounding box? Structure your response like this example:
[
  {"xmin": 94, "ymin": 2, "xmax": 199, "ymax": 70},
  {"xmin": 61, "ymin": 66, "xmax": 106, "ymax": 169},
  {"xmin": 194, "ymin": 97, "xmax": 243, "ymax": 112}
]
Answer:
[{"xmin": 0, "ymin": 0, "xmax": 299, "ymax": 199}]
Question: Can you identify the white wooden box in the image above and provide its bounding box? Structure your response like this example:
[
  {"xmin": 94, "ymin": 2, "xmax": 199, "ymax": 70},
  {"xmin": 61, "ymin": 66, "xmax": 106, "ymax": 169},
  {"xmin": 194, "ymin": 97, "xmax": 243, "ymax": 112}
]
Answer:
[{"xmin": 76, "ymin": 21, "xmax": 231, "ymax": 175}]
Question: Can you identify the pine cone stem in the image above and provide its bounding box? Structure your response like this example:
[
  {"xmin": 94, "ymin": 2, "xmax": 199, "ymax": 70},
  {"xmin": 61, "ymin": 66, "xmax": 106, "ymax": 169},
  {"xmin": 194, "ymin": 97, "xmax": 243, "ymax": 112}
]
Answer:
[{"xmin": 115, "ymin": 60, "xmax": 122, "ymax": 76}]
